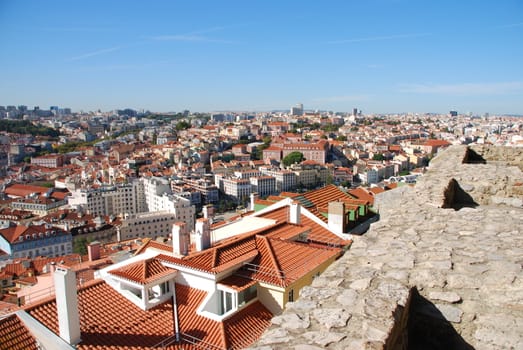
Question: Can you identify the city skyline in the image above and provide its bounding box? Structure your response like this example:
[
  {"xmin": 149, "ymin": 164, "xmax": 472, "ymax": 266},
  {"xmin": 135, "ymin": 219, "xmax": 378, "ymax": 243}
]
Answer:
[{"xmin": 1, "ymin": 0, "xmax": 522, "ymax": 114}]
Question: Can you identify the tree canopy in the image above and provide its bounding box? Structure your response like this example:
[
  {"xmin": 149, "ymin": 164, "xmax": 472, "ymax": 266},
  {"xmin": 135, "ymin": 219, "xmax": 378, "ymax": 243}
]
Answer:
[
  {"xmin": 175, "ymin": 120, "xmax": 191, "ymax": 131},
  {"xmin": 372, "ymin": 153, "xmax": 384, "ymax": 161},
  {"xmin": 282, "ymin": 151, "xmax": 304, "ymax": 167},
  {"xmin": 0, "ymin": 119, "xmax": 60, "ymax": 138}
]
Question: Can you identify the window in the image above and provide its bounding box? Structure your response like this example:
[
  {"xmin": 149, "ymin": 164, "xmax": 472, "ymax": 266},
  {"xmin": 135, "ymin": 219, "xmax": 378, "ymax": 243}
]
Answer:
[
  {"xmin": 238, "ymin": 285, "xmax": 257, "ymax": 307},
  {"xmin": 160, "ymin": 281, "xmax": 170, "ymax": 294},
  {"xmin": 288, "ymin": 289, "xmax": 294, "ymax": 302}
]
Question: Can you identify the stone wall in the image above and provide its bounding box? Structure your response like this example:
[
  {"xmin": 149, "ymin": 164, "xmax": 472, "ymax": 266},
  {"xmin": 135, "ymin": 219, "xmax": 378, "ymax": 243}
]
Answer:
[{"xmin": 252, "ymin": 145, "xmax": 523, "ymax": 350}]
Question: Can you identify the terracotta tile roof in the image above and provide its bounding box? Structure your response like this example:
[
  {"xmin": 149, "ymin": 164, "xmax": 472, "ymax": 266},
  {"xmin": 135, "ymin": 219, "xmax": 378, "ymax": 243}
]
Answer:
[
  {"xmin": 218, "ymin": 275, "xmax": 257, "ymax": 292},
  {"xmin": 109, "ymin": 258, "xmax": 177, "ymax": 285},
  {"xmin": 369, "ymin": 187, "xmax": 385, "ymax": 195},
  {"xmin": 0, "ymin": 314, "xmax": 40, "ymax": 350},
  {"xmin": 0, "ymin": 224, "xmax": 28, "ymax": 244},
  {"xmin": 4, "ymin": 184, "xmax": 49, "ymax": 198},
  {"xmin": 301, "ymin": 184, "xmax": 352, "ymax": 209},
  {"xmin": 157, "ymin": 234, "xmax": 259, "ymax": 274},
  {"xmin": 423, "ymin": 139, "xmax": 451, "ymax": 147},
  {"xmin": 257, "ymin": 206, "xmax": 351, "ymax": 247},
  {"xmin": 238, "ymin": 236, "xmax": 341, "ymax": 287},
  {"xmin": 223, "ymin": 300, "xmax": 273, "ymax": 350},
  {"xmin": 27, "ymin": 280, "xmax": 176, "ymax": 349},
  {"xmin": 26, "ymin": 280, "xmax": 272, "ymax": 350},
  {"xmin": 133, "ymin": 238, "xmax": 172, "ymax": 256},
  {"xmin": 348, "ymin": 187, "xmax": 375, "ymax": 205},
  {"xmin": 277, "ymin": 191, "xmax": 300, "ymax": 198}
]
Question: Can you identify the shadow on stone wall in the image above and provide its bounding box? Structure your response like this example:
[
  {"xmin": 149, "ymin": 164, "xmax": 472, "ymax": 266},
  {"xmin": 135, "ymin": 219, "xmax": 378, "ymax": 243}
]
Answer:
[
  {"xmin": 407, "ymin": 288, "xmax": 474, "ymax": 350},
  {"xmin": 386, "ymin": 287, "xmax": 474, "ymax": 350},
  {"xmin": 442, "ymin": 179, "xmax": 478, "ymax": 210},
  {"xmin": 462, "ymin": 147, "xmax": 487, "ymax": 164}
]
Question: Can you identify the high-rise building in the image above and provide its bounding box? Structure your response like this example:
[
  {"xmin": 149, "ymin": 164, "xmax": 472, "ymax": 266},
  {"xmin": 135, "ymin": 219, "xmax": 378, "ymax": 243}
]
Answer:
[{"xmin": 291, "ymin": 103, "xmax": 303, "ymax": 116}]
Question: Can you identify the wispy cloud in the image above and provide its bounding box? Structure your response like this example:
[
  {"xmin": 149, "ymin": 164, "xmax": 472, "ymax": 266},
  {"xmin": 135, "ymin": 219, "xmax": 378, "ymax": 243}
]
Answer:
[
  {"xmin": 149, "ymin": 26, "xmax": 236, "ymax": 44},
  {"xmin": 73, "ymin": 60, "xmax": 174, "ymax": 72},
  {"xmin": 496, "ymin": 22, "xmax": 523, "ymax": 29},
  {"xmin": 311, "ymin": 94, "xmax": 370, "ymax": 103},
  {"xmin": 42, "ymin": 26, "xmax": 114, "ymax": 33},
  {"xmin": 328, "ymin": 32, "xmax": 431, "ymax": 44},
  {"xmin": 398, "ymin": 82, "xmax": 523, "ymax": 95},
  {"xmin": 150, "ymin": 34, "xmax": 234, "ymax": 44},
  {"xmin": 67, "ymin": 46, "xmax": 123, "ymax": 62}
]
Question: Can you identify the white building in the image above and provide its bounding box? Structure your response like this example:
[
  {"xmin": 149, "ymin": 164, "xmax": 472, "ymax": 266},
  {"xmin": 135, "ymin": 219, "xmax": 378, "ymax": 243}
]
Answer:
[
  {"xmin": 259, "ymin": 167, "xmax": 296, "ymax": 192},
  {"xmin": 117, "ymin": 211, "xmax": 178, "ymax": 241},
  {"xmin": 68, "ymin": 183, "xmax": 140, "ymax": 217}
]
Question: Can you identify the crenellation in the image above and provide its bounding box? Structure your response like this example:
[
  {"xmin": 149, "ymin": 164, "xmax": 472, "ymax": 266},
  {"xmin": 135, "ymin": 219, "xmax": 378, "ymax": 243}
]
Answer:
[{"xmin": 252, "ymin": 145, "xmax": 523, "ymax": 349}]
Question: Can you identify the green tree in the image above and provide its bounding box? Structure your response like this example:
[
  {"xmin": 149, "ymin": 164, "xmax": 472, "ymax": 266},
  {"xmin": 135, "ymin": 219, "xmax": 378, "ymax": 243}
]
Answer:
[
  {"xmin": 372, "ymin": 154, "xmax": 384, "ymax": 161},
  {"xmin": 282, "ymin": 151, "xmax": 304, "ymax": 167},
  {"xmin": 73, "ymin": 237, "xmax": 91, "ymax": 255},
  {"xmin": 175, "ymin": 120, "xmax": 191, "ymax": 131},
  {"xmin": 0, "ymin": 119, "xmax": 60, "ymax": 138},
  {"xmin": 336, "ymin": 135, "xmax": 347, "ymax": 141}
]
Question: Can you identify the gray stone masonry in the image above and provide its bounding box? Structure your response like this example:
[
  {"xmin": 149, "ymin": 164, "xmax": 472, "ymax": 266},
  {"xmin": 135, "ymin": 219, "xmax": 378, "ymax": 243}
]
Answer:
[{"xmin": 251, "ymin": 145, "xmax": 523, "ymax": 350}]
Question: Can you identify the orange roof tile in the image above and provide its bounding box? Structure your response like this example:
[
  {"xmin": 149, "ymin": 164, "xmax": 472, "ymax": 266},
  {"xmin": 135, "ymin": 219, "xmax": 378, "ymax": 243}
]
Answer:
[
  {"xmin": 0, "ymin": 314, "xmax": 40, "ymax": 350},
  {"xmin": 4, "ymin": 184, "xmax": 49, "ymax": 198},
  {"xmin": 238, "ymin": 236, "xmax": 341, "ymax": 287},
  {"xmin": 109, "ymin": 258, "xmax": 177, "ymax": 284},
  {"xmin": 257, "ymin": 205, "xmax": 351, "ymax": 247},
  {"xmin": 27, "ymin": 280, "xmax": 272, "ymax": 350},
  {"xmin": 348, "ymin": 187, "xmax": 375, "ymax": 205},
  {"xmin": 218, "ymin": 275, "xmax": 257, "ymax": 292}
]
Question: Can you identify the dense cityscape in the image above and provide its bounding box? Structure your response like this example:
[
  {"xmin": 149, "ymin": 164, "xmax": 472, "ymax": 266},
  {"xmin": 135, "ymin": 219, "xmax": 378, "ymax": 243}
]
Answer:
[
  {"xmin": 1, "ymin": 0, "xmax": 522, "ymax": 349},
  {"xmin": 0, "ymin": 102, "xmax": 521, "ymax": 349}
]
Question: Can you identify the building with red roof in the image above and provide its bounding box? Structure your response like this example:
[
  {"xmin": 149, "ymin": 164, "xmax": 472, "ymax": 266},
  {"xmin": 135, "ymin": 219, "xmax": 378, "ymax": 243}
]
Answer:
[{"xmin": 0, "ymin": 197, "xmax": 351, "ymax": 349}]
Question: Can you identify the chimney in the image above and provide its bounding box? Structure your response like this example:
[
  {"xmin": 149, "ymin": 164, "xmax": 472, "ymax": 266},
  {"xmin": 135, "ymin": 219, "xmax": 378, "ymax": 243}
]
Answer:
[
  {"xmin": 194, "ymin": 218, "xmax": 210, "ymax": 252},
  {"xmin": 172, "ymin": 222, "xmax": 189, "ymax": 256},
  {"xmin": 87, "ymin": 241, "xmax": 101, "ymax": 262},
  {"xmin": 250, "ymin": 192, "xmax": 259, "ymax": 211},
  {"xmin": 289, "ymin": 202, "xmax": 301, "ymax": 225},
  {"xmin": 53, "ymin": 266, "xmax": 81, "ymax": 345},
  {"xmin": 202, "ymin": 205, "xmax": 214, "ymax": 220},
  {"xmin": 328, "ymin": 201, "xmax": 346, "ymax": 234}
]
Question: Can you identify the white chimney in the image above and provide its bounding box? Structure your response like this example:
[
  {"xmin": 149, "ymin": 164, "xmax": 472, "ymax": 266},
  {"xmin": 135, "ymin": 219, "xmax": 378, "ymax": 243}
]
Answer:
[
  {"xmin": 53, "ymin": 266, "xmax": 81, "ymax": 345},
  {"xmin": 289, "ymin": 202, "xmax": 301, "ymax": 225},
  {"xmin": 250, "ymin": 192, "xmax": 259, "ymax": 211},
  {"xmin": 172, "ymin": 222, "xmax": 189, "ymax": 256},
  {"xmin": 328, "ymin": 201, "xmax": 346, "ymax": 234},
  {"xmin": 202, "ymin": 205, "xmax": 214, "ymax": 220},
  {"xmin": 194, "ymin": 218, "xmax": 211, "ymax": 252}
]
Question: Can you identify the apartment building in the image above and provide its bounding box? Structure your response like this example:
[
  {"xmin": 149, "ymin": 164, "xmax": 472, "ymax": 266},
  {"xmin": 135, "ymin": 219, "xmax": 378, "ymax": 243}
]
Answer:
[
  {"xmin": 250, "ymin": 176, "xmax": 276, "ymax": 198},
  {"xmin": 117, "ymin": 211, "xmax": 177, "ymax": 241},
  {"xmin": 30, "ymin": 154, "xmax": 65, "ymax": 168},
  {"xmin": 282, "ymin": 140, "xmax": 329, "ymax": 165},
  {"xmin": 218, "ymin": 176, "xmax": 251, "ymax": 205},
  {"xmin": 290, "ymin": 161, "xmax": 330, "ymax": 188},
  {"xmin": 68, "ymin": 183, "xmax": 139, "ymax": 217},
  {"xmin": 0, "ymin": 222, "xmax": 73, "ymax": 259},
  {"xmin": 259, "ymin": 167, "xmax": 297, "ymax": 192}
]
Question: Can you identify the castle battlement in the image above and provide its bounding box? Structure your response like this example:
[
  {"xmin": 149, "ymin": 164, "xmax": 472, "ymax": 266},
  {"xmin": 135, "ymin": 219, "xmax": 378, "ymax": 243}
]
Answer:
[{"xmin": 252, "ymin": 145, "xmax": 523, "ymax": 349}]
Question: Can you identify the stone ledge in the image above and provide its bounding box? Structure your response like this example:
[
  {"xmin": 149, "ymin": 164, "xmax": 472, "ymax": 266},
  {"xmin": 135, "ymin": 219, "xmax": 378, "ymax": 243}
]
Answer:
[{"xmin": 251, "ymin": 145, "xmax": 523, "ymax": 349}]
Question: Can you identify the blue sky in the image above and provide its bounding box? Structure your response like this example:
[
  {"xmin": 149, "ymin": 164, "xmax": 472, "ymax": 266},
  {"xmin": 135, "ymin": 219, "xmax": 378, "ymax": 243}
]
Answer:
[{"xmin": 1, "ymin": 0, "xmax": 522, "ymax": 114}]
